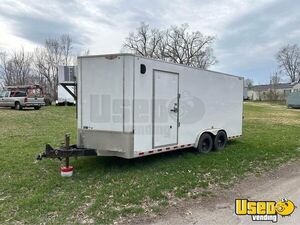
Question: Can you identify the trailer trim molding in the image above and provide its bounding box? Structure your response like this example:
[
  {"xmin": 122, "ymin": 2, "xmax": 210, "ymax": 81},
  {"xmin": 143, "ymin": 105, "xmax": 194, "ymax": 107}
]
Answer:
[{"xmin": 134, "ymin": 143, "xmax": 193, "ymax": 157}]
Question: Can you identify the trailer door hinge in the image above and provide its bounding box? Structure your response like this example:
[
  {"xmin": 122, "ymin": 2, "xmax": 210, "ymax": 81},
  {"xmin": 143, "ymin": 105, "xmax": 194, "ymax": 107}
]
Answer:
[{"xmin": 178, "ymin": 93, "xmax": 181, "ymax": 99}]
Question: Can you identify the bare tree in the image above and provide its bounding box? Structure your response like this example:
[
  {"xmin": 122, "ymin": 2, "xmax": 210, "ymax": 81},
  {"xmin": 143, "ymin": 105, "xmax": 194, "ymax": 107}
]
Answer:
[
  {"xmin": 244, "ymin": 78, "xmax": 253, "ymax": 89},
  {"xmin": 276, "ymin": 44, "xmax": 300, "ymax": 82},
  {"xmin": 123, "ymin": 23, "xmax": 216, "ymax": 69},
  {"xmin": 60, "ymin": 34, "xmax": 73, "ymax": 66},
  {"xmin": 81, "ymin": 49, "xmax": 90, "ymax": 56},
  {"xmin": 35, "ymin": 41, "xmax": 57, "ymax": 99},
  {"xmin": 268, "ymin": 72, "xmax": 281, "ymax": 101},
  {"xmin": 123, "ymin": 22, "xmax": 163, "ymax": 58},
  {"xmin": 11, "ymin": 49, "xmax": 33, "ymax": 85},
  {"xmin": 164, "ymin": 24, "xmax": 216, "ymax": 68},
  {"xmin": 0, "ymin": 49, "xmax": 33, "ymax": 86},
  {"xmin": 0, "ymin": 51, "xmax": 10, "ymax": 86},
  {"xmin": 34, "ymin": 34, "xmax": 73, "ymax": 100}
]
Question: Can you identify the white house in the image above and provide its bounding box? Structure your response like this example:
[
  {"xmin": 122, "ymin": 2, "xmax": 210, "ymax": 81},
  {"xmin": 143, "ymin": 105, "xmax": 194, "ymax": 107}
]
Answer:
[{"xmin": 247, "ymin": 82, "xmax": 300, "ymax": 101}]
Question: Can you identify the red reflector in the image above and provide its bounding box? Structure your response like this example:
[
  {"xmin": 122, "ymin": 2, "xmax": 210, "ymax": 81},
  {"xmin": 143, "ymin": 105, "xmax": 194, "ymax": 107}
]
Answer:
[
  {"xmin": 60, "ymin": 166, "xmax": 73, "ymax": 172},
  {"xmin": 166, "ymin": 147, "xmax": 170, "ymax": 150},
  {"xmin": 138, "ymin": 152, "xmax": 144, "ymax": 156},
  {"xmin": 181, "ymin": 145, "xmax": 185, "ymax": 147},
  {"xmin": 148, "ymin": 151, "xmax": 154, "ymax": 154}
]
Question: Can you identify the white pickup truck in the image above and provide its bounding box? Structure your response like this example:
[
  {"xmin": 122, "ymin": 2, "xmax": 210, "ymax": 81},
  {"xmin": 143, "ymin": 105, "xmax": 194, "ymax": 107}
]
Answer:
[{"xmin": 0, "ymin": 90, "xmax": 45, "ymax": 110}]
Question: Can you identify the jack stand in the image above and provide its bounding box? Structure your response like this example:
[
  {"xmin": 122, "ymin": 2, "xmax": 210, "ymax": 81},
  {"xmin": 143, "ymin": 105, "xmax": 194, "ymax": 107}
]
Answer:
[{"xmin": 60, "ymin": 133, "xmax": 74, "ymax": 177}]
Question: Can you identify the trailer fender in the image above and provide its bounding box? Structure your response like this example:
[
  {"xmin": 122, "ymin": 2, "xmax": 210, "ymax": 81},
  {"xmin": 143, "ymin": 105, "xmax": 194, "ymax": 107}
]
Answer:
[{"xmin": 194, "ymin": 128, "xmax": 226, "ymax": 148}]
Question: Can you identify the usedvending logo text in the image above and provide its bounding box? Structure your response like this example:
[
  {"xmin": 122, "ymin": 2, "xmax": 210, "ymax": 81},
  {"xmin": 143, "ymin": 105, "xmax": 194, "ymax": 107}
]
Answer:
[{"xmin": 235, "ymin": 198, "xmax": 296, "ymax": 223}]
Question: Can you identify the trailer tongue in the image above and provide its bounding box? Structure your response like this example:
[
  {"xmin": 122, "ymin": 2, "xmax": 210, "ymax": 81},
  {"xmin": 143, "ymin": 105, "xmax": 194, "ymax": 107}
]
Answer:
[
  {"xmin": 36, "ymin": 143, "xmax": 97, "ymax": 160},
  {"xmin": 36, "ymin": 134, "xmax": 96, "ymax": 176}
]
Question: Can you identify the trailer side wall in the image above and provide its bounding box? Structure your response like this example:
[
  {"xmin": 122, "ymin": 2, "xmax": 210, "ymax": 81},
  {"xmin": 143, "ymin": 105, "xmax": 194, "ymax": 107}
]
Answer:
[{"xmin": 133, "ymin": 56, "xmax": 243, "ymax": 153}]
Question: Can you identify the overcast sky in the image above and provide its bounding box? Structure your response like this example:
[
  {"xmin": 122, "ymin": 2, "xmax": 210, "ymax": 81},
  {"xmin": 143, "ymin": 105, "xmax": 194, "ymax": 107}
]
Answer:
[{"xmin": 0, "ymin": 0, "xmax": 299, "ymax": 84}]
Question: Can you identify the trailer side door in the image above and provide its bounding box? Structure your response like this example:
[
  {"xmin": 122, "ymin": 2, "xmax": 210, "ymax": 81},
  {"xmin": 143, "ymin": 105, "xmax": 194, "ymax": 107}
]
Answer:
[{"xmin": 153, "ymin": 70, "xmax": 179, "ymax": 148}]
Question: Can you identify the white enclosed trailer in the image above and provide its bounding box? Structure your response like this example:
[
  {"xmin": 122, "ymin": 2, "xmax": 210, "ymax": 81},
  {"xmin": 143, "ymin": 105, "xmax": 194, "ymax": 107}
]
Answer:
[
  {"xmin": 57, "ymin": 66, "xmax": 76, "ymax": 105},
  {"xmin": 56, "ymin": 85, "xmax": 76, "ymax": 105},
  {"xmin": 75, "ymin": 54, "xmax": 243, "ymax": 159}
]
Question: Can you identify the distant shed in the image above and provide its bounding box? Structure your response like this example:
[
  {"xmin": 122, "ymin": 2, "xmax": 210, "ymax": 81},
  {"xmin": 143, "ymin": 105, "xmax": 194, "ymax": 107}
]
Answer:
[{"xmin": 287, "ymin": 91, "xmax": 300, "ymax": 108}]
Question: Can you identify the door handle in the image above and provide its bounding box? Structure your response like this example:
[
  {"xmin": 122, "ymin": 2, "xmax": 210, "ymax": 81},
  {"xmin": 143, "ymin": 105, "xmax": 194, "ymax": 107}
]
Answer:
[
  {"xmin": 170, "ymin": 102, "xmax": 178, "ymax": 113},
  {"xmin": 170, "ymin": 107, "xmax": 178, "ymax": 113}
]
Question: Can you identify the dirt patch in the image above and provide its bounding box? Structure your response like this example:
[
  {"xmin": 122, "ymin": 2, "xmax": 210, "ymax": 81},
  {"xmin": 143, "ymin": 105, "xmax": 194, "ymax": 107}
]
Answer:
[
  {"xmin": 117, "ymin": 159, "xmax": 300, "ymax": 225},
  {"xmin": 67, "ymin": 197, "xmax": 96, "ymax": 225}
]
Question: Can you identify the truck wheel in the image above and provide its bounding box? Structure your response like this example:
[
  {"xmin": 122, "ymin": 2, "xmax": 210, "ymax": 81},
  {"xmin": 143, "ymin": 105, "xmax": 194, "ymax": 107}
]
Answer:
[
  {"xmin": 34, "ymin": 106, "xmax": 41, "ymax": 110},
  {"xmin": 15, "ymin": 102, "xmax": 22, "ymax": 110},
  {"xmin": 214, "ymin": 130, "xmax": 227, "ymax": 150},
  {"xmin": 197, "ymin": 133, "xmax": 213, "ymax": 153}
]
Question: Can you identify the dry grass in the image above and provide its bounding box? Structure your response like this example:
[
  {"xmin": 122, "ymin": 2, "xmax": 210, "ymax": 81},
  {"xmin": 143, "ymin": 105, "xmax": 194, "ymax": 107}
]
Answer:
[{"xmin": 245, "ymin": 102, "xmax": 300, "ymax": 125}]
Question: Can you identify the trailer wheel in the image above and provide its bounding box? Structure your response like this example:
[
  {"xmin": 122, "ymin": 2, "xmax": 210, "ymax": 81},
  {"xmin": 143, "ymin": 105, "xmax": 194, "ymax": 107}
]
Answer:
[
  {"xmin": 197, "ymin": 133, "xmax": 213, "ymax": 153},
  {"xmin": 15, "ymin": 102, "xmax": 22, "ymax": 110},
  {"xmin": 214, "ymin": 130, "xmax": 227, "ymax": 150}
]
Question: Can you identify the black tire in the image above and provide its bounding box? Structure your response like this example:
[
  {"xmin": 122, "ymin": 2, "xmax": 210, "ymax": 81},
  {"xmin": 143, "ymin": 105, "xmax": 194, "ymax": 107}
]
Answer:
[
  {"xmin": 214, "ymin": 130, "xmax": 227, "ymax": 150},
  {"xmin": 34, "ymin": 106, "xmax": 41, "ymax": 110},
  {"xmin": 15, "ymin": 102, "xmax": 22, "ymax": 110},
  {"xmin": 197, "ymin": 133, "xmax": 213, "ymax": 153}
]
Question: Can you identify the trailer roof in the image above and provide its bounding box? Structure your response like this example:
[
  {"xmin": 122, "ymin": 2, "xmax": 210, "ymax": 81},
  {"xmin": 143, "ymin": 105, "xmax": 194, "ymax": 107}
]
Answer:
[{"xmin": 78, "ymin": 53, "xmax": 243, "ymax": 79}]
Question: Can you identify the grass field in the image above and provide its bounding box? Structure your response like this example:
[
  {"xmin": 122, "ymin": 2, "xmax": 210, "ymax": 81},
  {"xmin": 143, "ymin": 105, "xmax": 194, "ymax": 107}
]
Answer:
[{"xmin": 1, "ymin": 102, "xmax": 300, "ymax": 224}]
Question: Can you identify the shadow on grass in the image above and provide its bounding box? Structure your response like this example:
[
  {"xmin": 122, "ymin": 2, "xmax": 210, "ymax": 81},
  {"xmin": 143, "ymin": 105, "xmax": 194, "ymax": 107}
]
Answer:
[
  {"xmin": 76, "ymin": 149, "xmax": 190, "ymax": 170},
  {"xmin": 70, "ymin": 140, "xmax": 240, "ymax": 175}
]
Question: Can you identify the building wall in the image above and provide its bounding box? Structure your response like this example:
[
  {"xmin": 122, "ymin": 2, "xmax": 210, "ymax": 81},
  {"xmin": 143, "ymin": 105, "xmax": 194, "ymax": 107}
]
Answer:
[
  {"xmin": 292, "ymin": 83, "xmax": 300, "ymax": 92},
  {"xmin": 248, "ymin": 88, "xmax": 292, "ymax": 101}
]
